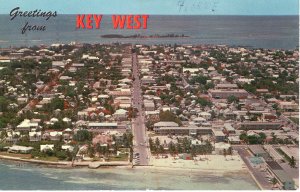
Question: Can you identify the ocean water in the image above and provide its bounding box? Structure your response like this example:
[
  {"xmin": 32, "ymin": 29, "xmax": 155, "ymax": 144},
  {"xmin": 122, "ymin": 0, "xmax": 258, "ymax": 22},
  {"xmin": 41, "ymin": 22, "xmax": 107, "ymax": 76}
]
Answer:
[
  {"xmin": 0, "ymin": 160, "xmax": 259, "ymax": 190},
  {"xmin": 0, "ymin": 15, "xmax": 298, "ymax": 49}
]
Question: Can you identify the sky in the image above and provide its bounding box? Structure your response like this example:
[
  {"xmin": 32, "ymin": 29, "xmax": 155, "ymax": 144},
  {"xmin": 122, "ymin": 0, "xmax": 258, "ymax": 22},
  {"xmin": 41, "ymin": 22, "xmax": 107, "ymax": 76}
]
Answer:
[{"xmin": 0, "ymin": 0, "xmax": 298, "ymax": 15}]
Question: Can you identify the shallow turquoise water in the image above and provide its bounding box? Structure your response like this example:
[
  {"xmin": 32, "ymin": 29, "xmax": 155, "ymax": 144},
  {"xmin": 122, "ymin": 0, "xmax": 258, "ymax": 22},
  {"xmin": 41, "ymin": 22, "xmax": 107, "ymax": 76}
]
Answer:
[{"xmin": 0, "ymin": 160, "xmax": 259, "ymax": 190}]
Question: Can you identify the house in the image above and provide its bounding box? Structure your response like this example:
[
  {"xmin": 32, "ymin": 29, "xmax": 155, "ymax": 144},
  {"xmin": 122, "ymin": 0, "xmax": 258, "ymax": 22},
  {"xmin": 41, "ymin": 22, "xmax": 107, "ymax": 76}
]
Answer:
[
  {"xmin": 113, "ymin": 109, "xmax": 128, "ymax": 120},
  {"xmin": 49, "ymin": 131, "xmax": 63, "ymax": 141},
  {"xmin": 52, "ymin": 61, "xmax": 66, "ymax": 68},
  {"xmin": 40, "ymin": 144, "xmax": 55, "ymax": 152},
  {"xmin": 193, "ymin": 117, "xmax": 206, "ymax": 126},
  {"xmin": 144, "ymin": 100, "xmax": 155, "ymax": 111},
  {"xmin": 198, "ymin": 112, "xmax": 211, "ymax": 120},
  {"xmin": 61, "ymin": 145, "xmax": 74, "ymax": 152},
  {"xmin": 29, "ymin": 131, "xmax": 42, "ymax": 142},
  {"xmin": 16, "ymin": 119, "xmax": 39, "ymax": 131},
  {"xmin": 114, "ymin": 96, "xmax": 132, "ymax": 108},
  {"xmin": 17, "ymin": 97, "xmax": 28, "ymax": 104}
]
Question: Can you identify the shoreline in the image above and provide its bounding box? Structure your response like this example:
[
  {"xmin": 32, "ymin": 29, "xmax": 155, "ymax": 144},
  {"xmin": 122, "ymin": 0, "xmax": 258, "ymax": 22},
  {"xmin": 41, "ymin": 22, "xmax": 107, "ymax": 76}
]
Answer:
[
  {"xmin": 0, "ymin": 155, "xmax": 131, "ymax": 169},
  {"xmin": 0, "ymin": 154, "xmax": 251, "ymax": 174}
]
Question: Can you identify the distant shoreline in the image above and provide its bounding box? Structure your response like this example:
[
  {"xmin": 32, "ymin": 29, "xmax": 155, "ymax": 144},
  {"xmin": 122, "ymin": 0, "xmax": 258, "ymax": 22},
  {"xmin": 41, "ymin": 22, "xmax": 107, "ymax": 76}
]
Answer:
[{"xmin": 101, "ymin": 34, "xmax": 190, "ymax": 39}]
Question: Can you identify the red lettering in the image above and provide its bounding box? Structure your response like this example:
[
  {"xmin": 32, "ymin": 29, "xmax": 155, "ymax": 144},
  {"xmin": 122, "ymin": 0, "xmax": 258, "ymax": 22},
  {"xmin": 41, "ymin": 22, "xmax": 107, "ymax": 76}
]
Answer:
[
  {"xmin": 134, "ymin": 15, "xmax": 141, "ymax": 29},
  {"xmin": 127, "ymin": 15, "xmax": 133, "ymax": 29},
  {"xmin": 86, "ymin": 14, "xmax": 93, "ymax": 29},
  {"xmin": 112, "ymin": 15, "xmax": 126, "ymax": 29},
  {"xmin": 93, "ymin": 15, "xmax": 102, "ymax": 29},
  {"xmin": 76, "ymin": 15, "xmax": 85, "ymax": 29},
  {"xmin": 142, "ymin": 15, "xmax": 149, "ymax": 29}
]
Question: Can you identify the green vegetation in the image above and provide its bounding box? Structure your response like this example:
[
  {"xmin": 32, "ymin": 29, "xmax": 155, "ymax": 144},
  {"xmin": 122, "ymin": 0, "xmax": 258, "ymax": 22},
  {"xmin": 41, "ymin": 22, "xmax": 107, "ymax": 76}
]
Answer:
[
  {"xmin": 239, "ymin": 132, "xmax": 266, "ymax": 144},
  {"xmin": 289, "ymin": 117, "xmax": 299, "ymax": 125},
  {"xmin": 149, "ymin": 137, "xmax": 213, "ymax": 157},
  {"xmin": 73, "ymin": 130, "xmax": 92, "ymax": 142},
  {"xmin": 159, "ymin": 110, "xmax": 182, "ymax": 126}
]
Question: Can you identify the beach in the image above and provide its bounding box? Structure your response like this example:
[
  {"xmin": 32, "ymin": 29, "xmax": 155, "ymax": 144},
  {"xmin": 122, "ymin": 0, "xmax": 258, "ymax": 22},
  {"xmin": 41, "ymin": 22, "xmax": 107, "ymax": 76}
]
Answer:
[{"xmin": 149, "ymin": 154, "xmax": 248, "ymax": 172}]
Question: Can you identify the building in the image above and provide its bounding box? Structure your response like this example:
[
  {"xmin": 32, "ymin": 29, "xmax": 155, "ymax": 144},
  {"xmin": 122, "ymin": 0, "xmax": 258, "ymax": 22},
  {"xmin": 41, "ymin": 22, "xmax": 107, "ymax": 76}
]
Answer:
[
  {"xmin": 113, "ymin": 109, "xmax": 128, "ymax": 120},
  {"xmin": 215, "ymin": 83, "xmax": 238, "ymax": 90},
  {"xmin": 248, "ymin": 145, "xmax": 269, "ymax": 159},
  {"xmin": 266, "ymin": 161, "xmax": 295, "ymax": 190},
  {"xmin": 208, "ymin": 89, "xmax": 248, "ymax": 99},
  {"xmin": 278, "ymin": 101, "xmax": 298, "ymax": 111},
  {"xmin": 214, "ymin": 142, "xmax": 231, "ymax": 155},
  {"xmin": 279, "ymin": 146, "xmax": 299, "ymax": 161},
  {"xmin": 212, "ymin": 129, "xmax": 225, "ymax": 142},
  {"xmin": 224, "ymin": 123, "xmax": 235, "ymax": 134},
  {"xmin": 263, "ymin": 145, "xmax": 283, "ymax": 162},
  {"xmin": 88, "ymin": 122, "xmax": 118, "ymax": 129},
  {"xmin": 153, "ymin": 121, "xmax": 179, "ymax": 129},
  {"xmin": 238, "ymin": 122, "xmax": 282, "ymax": 130},
  {"xmin": 228, "ymin": 136, "xmax": 241, "ymax": 144},
  {"xmin": 40, "ymin": 144, "xmax": 54, "ymax": 152},
  {"xmin": 8, "ymin": 145, "xmax": 33, "ymax": 154},
  {"xmin": 154, "ymin": 126, "xmax": 212, "ymax": 136},
  {"xmin": 144, "ymin": 100, "xmax": 155, "ymax": 111},
  {"xmin": 29, "ymin": 131, "xmax": 42, "ymax": 142},
  {"xmin": 16, "ymin": 119, "xmax": 39, "ymax": 131},
  {"xmin": 193, "ymin": 117, "xmax": 206, "ymax": 126}
]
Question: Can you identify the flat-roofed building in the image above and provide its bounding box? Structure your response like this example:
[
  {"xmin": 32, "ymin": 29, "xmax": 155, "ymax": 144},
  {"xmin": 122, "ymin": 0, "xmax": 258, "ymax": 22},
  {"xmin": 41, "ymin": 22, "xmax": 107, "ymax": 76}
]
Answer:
[
  {"xmin": 144, "ymin": 100, "xmax": 155, "ymax": 111},
  {"xmin": 237, "ymin": 122, "xmax": 282, "ymax": 130},
  {"xmin": 52, "ymin": 61, "xmax": 66, "ymax": 68},
  {"xmin": 263, "ymin": 145, "xmax": 283, "ymax": 162},
  {"xmin": 249, "ymin": 145, "xmax": 269, "ymax": 159},
  {"xmin": 278, "ymin": 101, "xmax": 298, "ymax": 111},
  {"xmin": 266, "ymin": 161, "xmax": 295, "ymax": 190},
  {"xmin": 8, "ymin": 145, "xmax": 33, "ymax": 154},
  {"xmin": 224, "ymin": 123, "xmax": 235, "ymax": 134},
  {"xmin": 212, "ymin": 129, "xmax": 225, "ymax": 142},
  {"xmin": 215, "ymin": 83, "xmax": 238, "ymax": 90},
  {"xmin": 280, "ymin": 146, "xmax": 299, "ymax": 161},
  {"xmin": 208, "ymin": 89, "xmax": 248, "ymax": 99},
  {"xmin": 154, "ymin": 126, "xmax": 212, "ymax": 136},
  {"xmin": 88, "ymin": 122, "xmax": 118, "ymax": 129},
  {"xmin": 109, "ymin": 91, "xmax": 131, "ymax": 99}
]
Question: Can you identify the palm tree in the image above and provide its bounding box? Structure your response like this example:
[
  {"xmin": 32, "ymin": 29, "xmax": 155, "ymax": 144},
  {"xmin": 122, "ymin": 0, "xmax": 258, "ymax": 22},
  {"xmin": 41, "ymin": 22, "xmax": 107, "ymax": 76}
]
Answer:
[
  {"xmin": 271, "ymin": 177, "xmax": 278, "ymax": 188},
  {"xmin": 223, "ymin": 149, "xmax": 227, "ymax": 160},
  {"xmin": 289, "ymin": 156, "xmax": 296, "ymax": 168}
]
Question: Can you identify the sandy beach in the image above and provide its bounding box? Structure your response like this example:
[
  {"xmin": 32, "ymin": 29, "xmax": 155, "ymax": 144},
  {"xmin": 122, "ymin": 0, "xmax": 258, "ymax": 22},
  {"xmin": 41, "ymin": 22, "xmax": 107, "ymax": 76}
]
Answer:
[{"xmin": 148, "ymin": 154, "xmax": 248, "ymax": 173}]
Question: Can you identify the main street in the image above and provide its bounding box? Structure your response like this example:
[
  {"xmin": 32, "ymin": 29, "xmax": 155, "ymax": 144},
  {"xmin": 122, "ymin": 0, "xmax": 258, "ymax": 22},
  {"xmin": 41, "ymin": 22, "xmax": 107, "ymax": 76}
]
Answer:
[{"xmin": 131, "ymin": 52, "xmax": 149, "ymax": 166}]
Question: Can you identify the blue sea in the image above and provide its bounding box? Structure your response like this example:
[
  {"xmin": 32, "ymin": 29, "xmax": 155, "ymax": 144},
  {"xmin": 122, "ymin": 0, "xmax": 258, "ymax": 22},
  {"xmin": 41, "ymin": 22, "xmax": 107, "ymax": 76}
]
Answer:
[
  {"xmin": 0, "ymin": 160, "xmax": 259, "ymax": 190},
  {"xmin": 0, "ymin": 15, "xmax": 298, "ymax": 49}
]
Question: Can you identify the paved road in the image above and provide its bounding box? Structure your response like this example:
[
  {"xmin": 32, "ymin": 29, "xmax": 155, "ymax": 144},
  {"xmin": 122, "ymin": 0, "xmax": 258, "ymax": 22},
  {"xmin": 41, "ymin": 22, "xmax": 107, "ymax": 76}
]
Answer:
[
  {"xmin": 233, "ymin": 146, "xmax": 273, "ymax": 190},
  {"xmin": 131, "ymin": 52, "xmax": 149, "ymax": 166}
]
